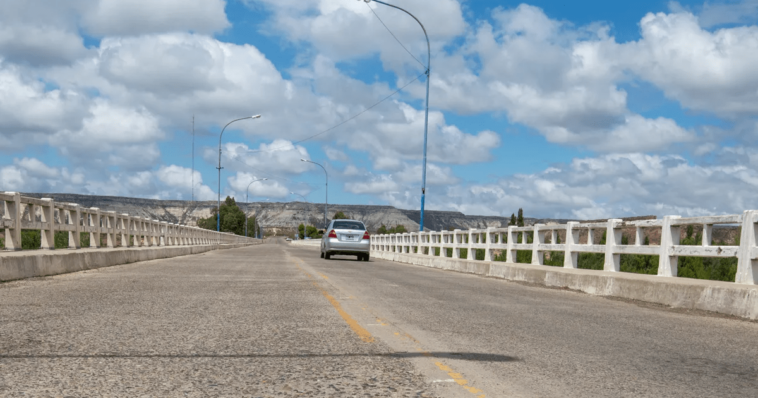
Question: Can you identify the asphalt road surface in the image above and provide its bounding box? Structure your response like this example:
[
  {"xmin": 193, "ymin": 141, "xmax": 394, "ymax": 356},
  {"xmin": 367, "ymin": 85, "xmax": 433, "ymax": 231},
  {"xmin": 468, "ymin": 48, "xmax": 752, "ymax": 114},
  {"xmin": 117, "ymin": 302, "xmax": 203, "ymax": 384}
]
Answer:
[{"xmin": 1, "ymin": 239, "xmax": 756, "ymax": 397}]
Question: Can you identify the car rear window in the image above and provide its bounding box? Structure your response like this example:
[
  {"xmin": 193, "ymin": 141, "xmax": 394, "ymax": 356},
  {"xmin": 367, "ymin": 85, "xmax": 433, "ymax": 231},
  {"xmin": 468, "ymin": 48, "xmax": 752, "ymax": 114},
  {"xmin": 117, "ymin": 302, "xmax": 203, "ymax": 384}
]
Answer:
[{"xmin": 333, "ymin": 221, "xmax": 366, "ymax": 230}]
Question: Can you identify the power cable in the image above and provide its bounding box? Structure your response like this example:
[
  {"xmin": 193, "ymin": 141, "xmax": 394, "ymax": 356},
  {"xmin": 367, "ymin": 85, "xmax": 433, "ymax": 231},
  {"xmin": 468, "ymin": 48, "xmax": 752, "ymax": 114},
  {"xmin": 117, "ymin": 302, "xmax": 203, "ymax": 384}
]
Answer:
[
  {"xmin": 243, "ymin": 72, "xmax": 425, "ymax": 155},
  {"xmin": 366, "ymin": 1, "xmax": 426, "ymax": 69}
]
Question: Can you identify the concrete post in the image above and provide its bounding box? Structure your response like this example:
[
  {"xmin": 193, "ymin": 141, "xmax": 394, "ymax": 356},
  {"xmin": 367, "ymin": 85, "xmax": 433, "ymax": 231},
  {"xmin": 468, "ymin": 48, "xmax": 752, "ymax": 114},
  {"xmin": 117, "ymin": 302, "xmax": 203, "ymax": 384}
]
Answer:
[
  {"xmin": 564, "ymin": 222, "xmax": 579, "ymax": 268},
  {"xmin": 160, "ymin": 222, "xmax": 167, "ymax": 246},
  {"xmin": 635, "ymin": 227, "xmax": 643, "ymax": 246},
  {"xmin": 484, "ymin": 227, "xmax": 493, "ymax": 261},
  {"xmin": 658, "ymin": 215, "xmax": 681, "ymax": 277},
  {"xmin": 62, "ymin": 207, "xmax": 74, "ymax": 249},
  {"xmin": 3, "ymin": 192, "xmax": 21, "ymax": 250},
  {"xmin": 427, "ymin": 233, "xmax": 434, "ymax": 256},
  {"xmin": 531, "ymin": 224, "xmax": 545, "ymax": 265},
  {"xmin": 588, "ymin": 228, "xmax": 595, "ymax": 245},
  {"xmin": 703, "ymin": 224, "xmax": 713, "ymax": 246},
  {"xmin": 736, "ymin": 210, "xmax": 758, "ymax": 284},
  {"xmin": 604, "ymin": 219, "xmax": 623, "ymax": 272},
  {"xmin": 143, "ymin": 218, "xmax": 152, "ymax": 247},
  {"xmin": 105, "ymin": 211, "xmax": 116, "ymax": 248},
  {"xmin": 145, "ymin": 218, "xmax": 152, "ymax": 246},
  {"xmin": 136, "ymin": 218, "xmax": 142, "ymax": 247},
  {"xmin": 450, "ymin": 230, "xmax": 460, "ymax": 258},
  {"xmin": 89, "ymin": 208, "xmax": 101, "ymax": 248},
  {"xmin": 151, "ymin": 220, "xmax": 159, "ymax": 246},
  {"xmin": 506, "ymin": 226, "xmax": 516, "ymax": 263},
  {"xmin": 40, "ymin": 198, "xmax": 55, "ymax": 250},
  {"xmin": 121, "ymin": 214, "xmax": 130, "ymax": 247},
  {"xmin": 467, "ymin": 229, "xmax": 475, "ymax": 260},
  {"xmin": 71, "ymin": 205, "xmax": 82, "ymax": 249},
  {"xmin": 133, "ymin": 218, "xmax": 140, "ymax": 247}
]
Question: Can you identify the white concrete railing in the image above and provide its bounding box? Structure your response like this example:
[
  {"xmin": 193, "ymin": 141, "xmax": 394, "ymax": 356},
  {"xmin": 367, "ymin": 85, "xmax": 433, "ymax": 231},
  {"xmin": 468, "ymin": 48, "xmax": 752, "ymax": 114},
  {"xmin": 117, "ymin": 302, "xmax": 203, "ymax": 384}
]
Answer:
[
  {"xmin": 1, "ymin": 191, "xmax": 253, "ymax": 250},
  {"xmin": 371, "ymin": 212, "xmax": 758, "ymax": 285}
]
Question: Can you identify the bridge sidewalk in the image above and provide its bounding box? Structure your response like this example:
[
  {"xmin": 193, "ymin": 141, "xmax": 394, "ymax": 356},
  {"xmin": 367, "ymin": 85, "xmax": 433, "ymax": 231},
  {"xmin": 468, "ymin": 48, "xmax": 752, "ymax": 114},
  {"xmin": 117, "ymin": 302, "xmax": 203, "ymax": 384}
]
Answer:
[
  {"xmin": 0, "ymin": 243, "xmax": 257, "ymax": 282},
  {"xmin": 372, "ymin": 250, "xmax": 758, "ymax": 320}
]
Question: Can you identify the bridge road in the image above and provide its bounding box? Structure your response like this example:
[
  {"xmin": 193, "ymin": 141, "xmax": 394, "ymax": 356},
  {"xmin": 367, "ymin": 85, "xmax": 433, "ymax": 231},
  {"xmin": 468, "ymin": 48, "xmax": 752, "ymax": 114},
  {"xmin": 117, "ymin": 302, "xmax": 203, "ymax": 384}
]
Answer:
[
  {"xmin": 287, "ymin": 240, "xmax": 758, "ymax": 398},
  {"xmin": 0, "ymin": 240, "xmax": 755, "ymax": 397}
]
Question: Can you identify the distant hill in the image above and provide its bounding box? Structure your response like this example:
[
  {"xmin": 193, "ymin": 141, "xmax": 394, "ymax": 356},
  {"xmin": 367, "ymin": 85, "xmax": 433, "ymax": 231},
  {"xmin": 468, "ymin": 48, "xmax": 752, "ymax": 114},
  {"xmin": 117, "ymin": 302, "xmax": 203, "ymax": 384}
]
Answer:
[{"xmin": 22, "ymin": 193, "xmax": 575, "ymax": 232}]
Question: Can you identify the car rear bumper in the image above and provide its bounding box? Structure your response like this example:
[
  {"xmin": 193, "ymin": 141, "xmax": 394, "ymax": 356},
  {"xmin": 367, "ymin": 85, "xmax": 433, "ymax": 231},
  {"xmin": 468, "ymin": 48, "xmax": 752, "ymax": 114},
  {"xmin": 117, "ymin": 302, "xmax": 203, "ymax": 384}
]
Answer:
[{"xmin": 324, "ymin": 239, "xmax": 370, "ymax": 253}]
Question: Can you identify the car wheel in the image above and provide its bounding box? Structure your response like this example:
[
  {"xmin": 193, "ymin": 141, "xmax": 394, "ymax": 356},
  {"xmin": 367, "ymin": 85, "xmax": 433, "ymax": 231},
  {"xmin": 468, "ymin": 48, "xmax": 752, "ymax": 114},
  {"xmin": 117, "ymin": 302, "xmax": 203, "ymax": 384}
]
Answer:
[
  {"xmin": 356, "ymin": 254, "xmax": 363, "ymax": 261},
  {"xmin": 364, "ymin": 254, "xmax": 370, "ymax": 262},
  {"xmin": 320, "ymin": 251, "xmax": 324, "ymax": 258},
  {"xmin": 324, "ymin": 252, "xmax": 331, "ymax": 260}
]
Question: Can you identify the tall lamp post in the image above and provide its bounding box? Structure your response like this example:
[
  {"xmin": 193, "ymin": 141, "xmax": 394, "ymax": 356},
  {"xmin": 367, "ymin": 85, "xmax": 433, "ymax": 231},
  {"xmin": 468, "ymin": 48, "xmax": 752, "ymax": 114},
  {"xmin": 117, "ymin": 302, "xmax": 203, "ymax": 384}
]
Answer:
[
  {"xmin": 362, "ymin": 0, "xmax": 430, "ymax": 232},
  {"xmin": 245, "ymin": 178, "xmax": 268, "ymax": 238},
  {"xmin": 217, "ymin": 114, "xmax": 261, "ymax": 235},
  {"xmin": 301, "ymin": 159, "xmax": 328, "ymax": 229}
]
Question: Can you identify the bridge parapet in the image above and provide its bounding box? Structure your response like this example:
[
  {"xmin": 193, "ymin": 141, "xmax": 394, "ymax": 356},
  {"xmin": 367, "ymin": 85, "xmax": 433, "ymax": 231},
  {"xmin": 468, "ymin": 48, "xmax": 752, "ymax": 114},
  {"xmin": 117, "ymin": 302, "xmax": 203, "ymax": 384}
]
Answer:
[
  {"xmin": 371, "ymin": 212, "xmax": 758, "ymax": 285},
  {"xmin": 1, "ymin": 191, "xmax": 253, "ymax": 250}
]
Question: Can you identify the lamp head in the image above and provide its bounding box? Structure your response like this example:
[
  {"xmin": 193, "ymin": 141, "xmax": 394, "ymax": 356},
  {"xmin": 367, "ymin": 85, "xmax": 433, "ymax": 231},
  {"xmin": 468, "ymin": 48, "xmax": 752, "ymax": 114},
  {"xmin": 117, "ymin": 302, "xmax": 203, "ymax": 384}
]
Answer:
[
  {"xmin": 300, "ymin": 158, "xmax": 307, "ymax": 162},
  {"xmin": 251, "ymin": 114, "xmax": 261, "ymax": 119}
]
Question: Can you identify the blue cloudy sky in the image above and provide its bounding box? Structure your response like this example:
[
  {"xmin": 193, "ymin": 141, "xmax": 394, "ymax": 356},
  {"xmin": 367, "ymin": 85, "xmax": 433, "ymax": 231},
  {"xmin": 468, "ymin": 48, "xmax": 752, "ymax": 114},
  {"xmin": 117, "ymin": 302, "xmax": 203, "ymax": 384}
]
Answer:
[{"xmin": 2, "ymin": 0, "xmax": 758, "ymax": 220}]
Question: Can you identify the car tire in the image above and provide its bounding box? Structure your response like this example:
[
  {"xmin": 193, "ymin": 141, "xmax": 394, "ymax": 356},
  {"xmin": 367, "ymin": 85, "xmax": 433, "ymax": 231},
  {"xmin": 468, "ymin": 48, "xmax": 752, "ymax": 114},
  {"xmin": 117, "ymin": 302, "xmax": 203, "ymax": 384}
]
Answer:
[
  {"xmin": 325, "ymin": 252, "xmax": 331, "ymax": 260},
  {"xmin": 364, "ymin": 254, "xmax": 370, "ymax": 262},
  {"xmin": 320, "ymin": 251, "xmax": 324, "ymax": 258},
  {"xmin": 356, "ymin": 255, "xmax": 362, "ymax": 261}
]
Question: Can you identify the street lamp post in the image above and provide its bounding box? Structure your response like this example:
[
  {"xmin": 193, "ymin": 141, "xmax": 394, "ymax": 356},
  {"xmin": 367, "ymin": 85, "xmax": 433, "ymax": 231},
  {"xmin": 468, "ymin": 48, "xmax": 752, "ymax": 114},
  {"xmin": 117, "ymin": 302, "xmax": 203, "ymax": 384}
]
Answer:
[
  {"xmin": 363, "ymin": 0, "xmax": 430, "ymax": 232},
  {"xmin": 301, "ymin": 159, "xmax": 328, "ymax": 229},
  {"xmin": 245, "ymin": 178, "xmax": 268, "ymax": 238},
  {"xmin": 217, "ymin": 115, "xmax": 261, "ymax": 236}
]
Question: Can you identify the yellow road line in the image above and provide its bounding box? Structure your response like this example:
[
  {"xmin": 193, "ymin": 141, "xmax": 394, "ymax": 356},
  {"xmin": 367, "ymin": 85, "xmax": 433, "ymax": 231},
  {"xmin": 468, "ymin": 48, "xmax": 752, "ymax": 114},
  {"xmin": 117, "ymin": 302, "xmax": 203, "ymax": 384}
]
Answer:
[
  {"xmin": 293, "ymin": 259, "xmax": 484, "ymax": 395},
  {"xmin": 434, "ymin": 362, "xmax": 485, "ymax": 396},
  {"xmin": 317, "ymin": 286, "xmax": 374, "ymax": 343},
  {"xmin": 294, "ymin": 261, "xmax": 374, "ymax": 343}
]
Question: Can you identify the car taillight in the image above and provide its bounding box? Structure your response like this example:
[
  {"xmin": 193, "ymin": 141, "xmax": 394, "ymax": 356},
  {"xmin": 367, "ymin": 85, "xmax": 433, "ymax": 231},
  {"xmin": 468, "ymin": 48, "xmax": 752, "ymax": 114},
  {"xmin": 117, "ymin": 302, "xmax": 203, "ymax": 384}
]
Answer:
[
  {"xmin": 328, "ymin": 230, "xmax": 337, "ymax": 238},
  {"xmin": 363, "ymin": 231, "xmax": 370, "ymax": 240}
]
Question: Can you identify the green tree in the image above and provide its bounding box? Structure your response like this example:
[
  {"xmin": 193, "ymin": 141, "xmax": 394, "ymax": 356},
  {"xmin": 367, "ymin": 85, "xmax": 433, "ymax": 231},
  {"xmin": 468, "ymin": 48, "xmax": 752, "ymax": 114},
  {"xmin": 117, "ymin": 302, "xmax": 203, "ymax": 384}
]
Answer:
[
  {"xmin": 333, "ymin": 211, "xmax": 348, "ymax": 220},
  {"xmin": 395, "ymin": 225, "xmax": 407, "ymax": 234},
  {"xmin": 509, "ymin": 213, "xmax": 517, "ymax": 226},
  {"xmin": 517, "ymin": 208, "xmax": 524, "ymax": 227},
  {"xmin": 377, "ymin": 224, "xmax": 387, "ymax": 234},
  {"xmin": 306, "ymin": 225, "xmax": 321, "ymax": 239},
  {"xmin": 197, "ymin": 196, "xmax": 248, "ymax": 236},
  {"xmin": 298, "ymin": 223, "xmax": 305, "ymax": 238},
  {"xmin": 245, "ymin": 216, "xmax": 257, "ymax": 237}
]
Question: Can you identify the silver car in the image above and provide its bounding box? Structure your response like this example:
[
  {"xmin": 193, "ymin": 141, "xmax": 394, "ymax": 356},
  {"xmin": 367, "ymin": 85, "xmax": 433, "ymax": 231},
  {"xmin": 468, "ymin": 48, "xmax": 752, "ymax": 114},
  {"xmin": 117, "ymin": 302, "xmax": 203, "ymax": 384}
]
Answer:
[{"xmin": 321, "ymin": 219, "xmax": 371, "ymax": 261}]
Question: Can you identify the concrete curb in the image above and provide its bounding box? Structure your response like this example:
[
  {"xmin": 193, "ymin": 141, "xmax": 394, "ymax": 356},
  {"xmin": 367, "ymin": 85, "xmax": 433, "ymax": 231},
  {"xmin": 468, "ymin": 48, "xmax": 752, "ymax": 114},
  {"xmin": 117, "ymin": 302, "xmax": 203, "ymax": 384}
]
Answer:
[
  {"xmin": 0, "ymin": 243, "xmax": 259, "ymax": 282},
  {"xmin": 372, "ymin": 251, "xmax": 758, "ymax": 320}
]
